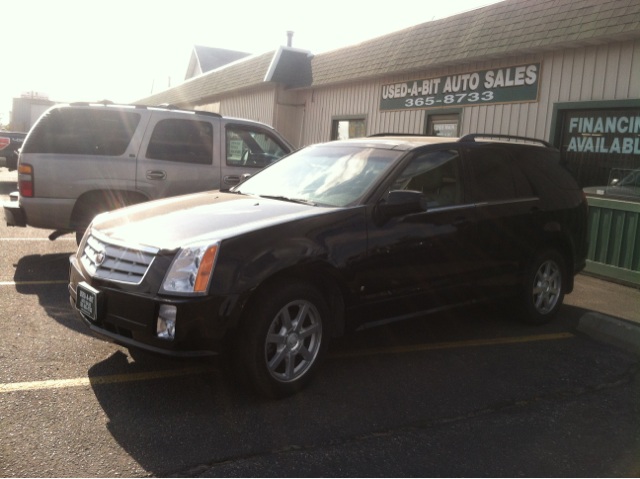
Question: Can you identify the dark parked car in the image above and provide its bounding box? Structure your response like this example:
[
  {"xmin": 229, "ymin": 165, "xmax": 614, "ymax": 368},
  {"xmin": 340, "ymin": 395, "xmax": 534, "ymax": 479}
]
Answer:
[
  {"xmin": 69, "ymin": 134, "xmax": 588, "ymax": 397},
  {"xmin": 583, "ymin": 167, "xmax": 640, "ymax": 201},
  {"xmin": 0, "ymin": 131, "xmax": 26, "ymax": 170}
]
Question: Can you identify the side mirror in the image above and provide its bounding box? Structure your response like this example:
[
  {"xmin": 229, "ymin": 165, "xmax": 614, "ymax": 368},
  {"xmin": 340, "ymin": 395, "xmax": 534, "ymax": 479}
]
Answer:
[
  {"xmin": 378, "ymin": 190, "xmax": 427, "ymax": 218},
  {"xmin": 240, "ymin": 173, "xmax": 252, "ymax": 183}
]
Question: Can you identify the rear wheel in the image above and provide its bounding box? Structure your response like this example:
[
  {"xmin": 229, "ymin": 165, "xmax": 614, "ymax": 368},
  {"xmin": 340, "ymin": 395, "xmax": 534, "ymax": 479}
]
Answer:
[
  {"xmin": 236, "ymin": 281, "xmax": 331, "ymax": 398},
  {"xmin": 72, "ymin": 192, "xmax": 145, "ymax": 245},
  {"xmin": 519, "ymin": 249, "xmax": 566, "ymax": 324}
]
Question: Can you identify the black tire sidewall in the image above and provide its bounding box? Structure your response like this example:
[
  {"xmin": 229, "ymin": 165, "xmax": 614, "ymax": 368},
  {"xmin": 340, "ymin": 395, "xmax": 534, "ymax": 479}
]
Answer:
[
  {"xmin": 237, "ymin": 281, "xmax": 331, "ymax": 398},
  {"xmin": 521, "ymin": 249, "xmax": 566, "ymax": 324}
]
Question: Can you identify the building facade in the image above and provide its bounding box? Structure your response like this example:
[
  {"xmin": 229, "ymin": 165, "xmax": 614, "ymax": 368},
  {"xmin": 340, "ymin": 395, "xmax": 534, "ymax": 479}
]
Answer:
[{"xmin": 137, "ymin": 0, "xmax": 640, "ymax": 285}]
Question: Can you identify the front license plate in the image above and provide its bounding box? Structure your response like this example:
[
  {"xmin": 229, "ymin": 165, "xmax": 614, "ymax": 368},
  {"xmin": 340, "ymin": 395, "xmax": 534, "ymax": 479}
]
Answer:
[{"xmin": 77, "ymin": 282, "xmax": 99, "ymax": 320}]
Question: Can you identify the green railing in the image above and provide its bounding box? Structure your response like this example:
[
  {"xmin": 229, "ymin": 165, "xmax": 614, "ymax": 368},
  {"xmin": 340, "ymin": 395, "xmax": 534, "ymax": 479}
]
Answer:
[{"xmin": 585, "ymin": 196, "xmax": 640, "ymax": 285}]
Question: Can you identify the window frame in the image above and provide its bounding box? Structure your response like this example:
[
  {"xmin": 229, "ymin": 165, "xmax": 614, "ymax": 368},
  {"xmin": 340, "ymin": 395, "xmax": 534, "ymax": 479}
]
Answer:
[
  {"xmin": 424, "ymin": 108, "xmax": 462, "ymax": 137},
  {"xmin": 368, "ymin": 145, "xmax": 471, "ymax": 208},
  {"xmin": 145, "ymin": 118, "xmax": 214, "ymax": 165},
  {"xmin": 464, "ymin": 145, "xmax": 529, "ymax": 204},
  {"xmin": 23, "ymin": 108, "xmax": 142, "ymax": 157},
  {"xmin": 330, "ymin": 115, "xmax": 368, "ymax": 141},
  {"xmin": 224, "ymin": 123, "xmax": 291, "ymax": 168}
]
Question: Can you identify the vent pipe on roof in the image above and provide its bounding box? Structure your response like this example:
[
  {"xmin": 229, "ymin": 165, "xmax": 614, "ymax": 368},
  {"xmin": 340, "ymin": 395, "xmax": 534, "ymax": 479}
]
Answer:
[{"xmin": 286, "ymin": 31, "xmax": 293, "ymax": 47}]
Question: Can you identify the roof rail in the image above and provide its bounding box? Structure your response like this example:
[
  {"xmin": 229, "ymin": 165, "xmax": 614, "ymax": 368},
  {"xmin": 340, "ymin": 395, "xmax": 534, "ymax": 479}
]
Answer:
[
  {"xmin": 65, "ymin": 102, "xmax": 222, "ymax": 118},
  {"xmin": 192, "ymin": 110, "xmax": 222, "ymax": 118},
  {"xmin": 367, "ymin": 133, "xmax": 426, "ymax": 137},
  {"xmin": 155, "ymin": 103, "xmax": 222, "ymax": 118},
  {"xmin": 458, "ymin": 134, "xmax": 552, "ymax": 148}
]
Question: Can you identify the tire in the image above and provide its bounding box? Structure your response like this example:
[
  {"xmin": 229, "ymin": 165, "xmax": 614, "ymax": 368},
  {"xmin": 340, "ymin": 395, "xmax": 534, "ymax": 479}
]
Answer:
[
  {"xmin": 73, "ymin": 200, "xmax": 112, "ymax": 245},
  {"xmin": 75, "ymin": 230, "xmax": 86, "ymax": 246},
  {"xmin": 519, "ymin": 249, "xmax": 566, "ymax": 324},
  {"xmin": 235, "ymin": 280, "xmax": 331, "ymax": 398},
  {"xmin": 72, "ymin": 192, "xmax": 145, "ymax": 245},
  {"xmin": 6, "ymin": 152, "xmax": 18, "ymax": 171}
]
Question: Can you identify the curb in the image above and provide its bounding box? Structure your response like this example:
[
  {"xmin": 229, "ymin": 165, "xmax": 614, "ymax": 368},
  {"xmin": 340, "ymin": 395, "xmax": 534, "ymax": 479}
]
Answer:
[{"xmin": 578, "ymin": 312, "xmax": 640, "ymax": 356}]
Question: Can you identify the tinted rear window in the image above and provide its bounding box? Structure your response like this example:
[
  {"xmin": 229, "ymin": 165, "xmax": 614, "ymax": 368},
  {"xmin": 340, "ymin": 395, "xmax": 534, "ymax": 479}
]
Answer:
[
  {"xmin": 467, "ymin": 147, "xmax": 517, "ymax": 202},
  {"xmin": 513, "ymin": 147, "xmax": 580, "ymax": 190},
  {"xmin": 23, "ymin": 108, "xmax": 141, "ymax": 156},
  {"xmin": 146, "ymin": 119, "xmax": 213, "ymax": 165}
]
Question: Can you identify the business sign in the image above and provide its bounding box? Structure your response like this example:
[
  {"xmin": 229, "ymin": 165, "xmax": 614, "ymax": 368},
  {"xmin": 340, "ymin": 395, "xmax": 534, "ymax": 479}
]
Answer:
[
  {"xmin": 228, "ymin": 140, "xmax": 244, "ymax": 160},
  {"xmin": 563, "ymin": 109, "xmax": 640, "ymax": 155},
  {"xmin": 560, "ymin": 107, "xmax": 640, "ymax": 188},
  {"xmin": 21, "ymin": 91, "xmax": 49, "ymax": 100},
  {"xmin": 379, "ymin": 62, "xmax": 540, "ymax": 111}
]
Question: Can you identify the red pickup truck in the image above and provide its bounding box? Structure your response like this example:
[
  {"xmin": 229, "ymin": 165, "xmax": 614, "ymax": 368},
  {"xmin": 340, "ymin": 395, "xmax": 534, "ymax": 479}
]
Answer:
[{"xmin": 0, "ymin": 131, "xmax": 27, "ymax": 171}]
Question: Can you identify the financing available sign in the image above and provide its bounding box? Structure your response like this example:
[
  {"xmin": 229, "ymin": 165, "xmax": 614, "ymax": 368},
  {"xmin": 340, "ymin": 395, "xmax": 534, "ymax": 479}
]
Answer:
[
  {"xmin": 379, "ymin": 62, "xmax": 540, "ymax": 111},
  {"xmin": 563, "ymin": 109, "xmax": 640, "ymax": 155}
]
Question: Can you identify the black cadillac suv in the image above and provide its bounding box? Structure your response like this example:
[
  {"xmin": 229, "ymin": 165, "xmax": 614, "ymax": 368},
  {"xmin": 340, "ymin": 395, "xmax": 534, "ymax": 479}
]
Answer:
[{"xmin": 69, "ymin": 134, "xmax": 588, "ymax": 398}]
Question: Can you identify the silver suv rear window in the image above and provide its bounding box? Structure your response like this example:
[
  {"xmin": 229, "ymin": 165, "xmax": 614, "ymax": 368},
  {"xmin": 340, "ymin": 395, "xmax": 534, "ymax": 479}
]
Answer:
[{"xmin": 23, "ymin": 108, "xmax": 141, "ymax": 156}]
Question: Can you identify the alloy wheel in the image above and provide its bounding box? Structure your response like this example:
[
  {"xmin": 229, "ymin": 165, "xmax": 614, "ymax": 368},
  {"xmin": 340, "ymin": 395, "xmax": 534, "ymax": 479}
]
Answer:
[
  {"xmin": 264, "ymin": 300, "xmax": 322, "ymax": 382},
  {"xmin": 532, "ymin": 259, "xmax": 561, "ymax": 314}
]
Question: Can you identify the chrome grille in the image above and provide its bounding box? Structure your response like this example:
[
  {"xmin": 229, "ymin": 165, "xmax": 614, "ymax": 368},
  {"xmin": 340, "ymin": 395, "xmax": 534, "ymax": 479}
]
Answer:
[{"xmin": 81, "ymin": 233, "xmax": 157, "ymax": 284}]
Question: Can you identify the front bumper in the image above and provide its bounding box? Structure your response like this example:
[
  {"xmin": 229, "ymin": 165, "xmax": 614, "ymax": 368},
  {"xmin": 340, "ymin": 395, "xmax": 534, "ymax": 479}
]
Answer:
[
  {"xmin": 3, "ymin": 197, "xmax": 26, "ymax": 227},
  {"xmin": 68, "ymin": 255, "xmax": 237, "ymax": 357}
]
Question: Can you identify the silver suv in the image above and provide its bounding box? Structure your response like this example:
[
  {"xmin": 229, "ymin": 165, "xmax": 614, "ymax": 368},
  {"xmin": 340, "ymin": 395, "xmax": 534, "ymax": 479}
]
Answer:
[{"xmin": 3, "ymin": 103, "xmax": 293, "ymax": 242}]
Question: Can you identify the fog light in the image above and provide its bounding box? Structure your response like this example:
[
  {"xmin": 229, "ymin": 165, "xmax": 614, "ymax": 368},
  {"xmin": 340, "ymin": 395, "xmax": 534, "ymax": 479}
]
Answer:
[{"xmin": 157, "ymin": 305, "xmax": 177, "ymax": 340}]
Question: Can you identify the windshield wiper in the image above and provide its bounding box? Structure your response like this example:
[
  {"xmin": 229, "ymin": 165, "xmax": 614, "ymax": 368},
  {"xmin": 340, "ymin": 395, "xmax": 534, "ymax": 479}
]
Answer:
[{"xmin": 257, "ymin": 195, "xmax": 317, "ymax": 206}]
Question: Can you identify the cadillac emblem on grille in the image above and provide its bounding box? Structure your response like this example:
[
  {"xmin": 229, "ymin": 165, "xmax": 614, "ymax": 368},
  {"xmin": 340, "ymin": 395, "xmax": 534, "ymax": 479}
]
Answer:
[
  {"xmin": 81, "ymin": 233, "xmax": 158, "ymax": 285},
  {"xmin": 95, "ymin": 250, "xmax": 107, "ymax": 266}
]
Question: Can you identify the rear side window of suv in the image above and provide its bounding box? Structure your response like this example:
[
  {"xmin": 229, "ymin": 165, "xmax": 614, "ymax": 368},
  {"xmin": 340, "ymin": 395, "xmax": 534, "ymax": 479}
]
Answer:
[
  {"xmin": 23, "ymin": 108, "xmax": 141, "ymax": 156},
  {"xmin": 146, "ymin": 119, "xmax": 213, "ymax": 165}
]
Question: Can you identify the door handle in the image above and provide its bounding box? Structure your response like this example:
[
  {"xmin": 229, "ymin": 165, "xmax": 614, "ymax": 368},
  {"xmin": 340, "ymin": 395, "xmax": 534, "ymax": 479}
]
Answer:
[
  {"xmin": 146, "ymin": 170, "xmax": 166, "ymax": 180},
  {"xmin": 224, "ymin": 175, "xmax": 241, "ymax": 185}
]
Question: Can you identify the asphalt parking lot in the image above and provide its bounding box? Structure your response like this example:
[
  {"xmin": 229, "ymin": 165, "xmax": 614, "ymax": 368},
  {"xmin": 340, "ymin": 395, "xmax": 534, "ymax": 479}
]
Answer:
[{"xmin": 1, "ymin": 166, "xmax": 639, "ymax": 477}]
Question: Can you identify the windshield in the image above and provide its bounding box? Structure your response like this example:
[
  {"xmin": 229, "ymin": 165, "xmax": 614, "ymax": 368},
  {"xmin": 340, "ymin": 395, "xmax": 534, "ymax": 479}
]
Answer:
[{"xmin": 234, "ymin": 145, "xmax": 402, "ymax": 207}]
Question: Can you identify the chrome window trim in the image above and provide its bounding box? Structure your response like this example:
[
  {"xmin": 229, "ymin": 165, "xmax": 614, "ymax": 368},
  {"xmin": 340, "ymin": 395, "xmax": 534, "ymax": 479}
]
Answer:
[
  {"xmin": 426, "ymin": 203, "xmax": 475, "ymax": 213},
  {"xmin": 474, "ymin": 197, "xmax": 539, "ymax": 207}
]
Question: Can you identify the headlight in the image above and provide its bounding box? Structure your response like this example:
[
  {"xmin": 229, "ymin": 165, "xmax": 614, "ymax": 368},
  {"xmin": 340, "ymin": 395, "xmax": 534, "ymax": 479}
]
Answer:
[{"xmin": 160, "ymin": 242, "xmax": 219, "ymax": 295}]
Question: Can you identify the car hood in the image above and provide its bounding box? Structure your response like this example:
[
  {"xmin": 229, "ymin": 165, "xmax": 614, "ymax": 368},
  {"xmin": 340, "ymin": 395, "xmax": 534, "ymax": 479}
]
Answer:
[{"xmin": 92, "ymin": 191, "xmax": 335, "ymax": 251}]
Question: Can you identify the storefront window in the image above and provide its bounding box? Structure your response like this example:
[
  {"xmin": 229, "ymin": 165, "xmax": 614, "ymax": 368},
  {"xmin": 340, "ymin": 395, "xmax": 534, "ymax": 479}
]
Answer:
[
  {"xmin": 426, "ymin": 114, "xmax": 459, "ymax": 137},
  {"xmin": 559, "ymin": 107, "xmax": 640, "ymax": 201},
  {"xmin": 331, "ymin": 118, "xmax": 366, "ymax": 140}
]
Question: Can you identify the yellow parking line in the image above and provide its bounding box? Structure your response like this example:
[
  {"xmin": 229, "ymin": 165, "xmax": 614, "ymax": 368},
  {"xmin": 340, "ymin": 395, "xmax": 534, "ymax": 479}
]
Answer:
[
  {"xmin": 0, "ymin": 333, "xmax": 573, "ymax": 393},
  {"xmin": 327, "ymin": 332, "xmax": 574, "ymax": 359},
  {"xmin": 0, "ymin": 280, "xmax": 68, "ymax": 286},
  {"xmin": 0, "ymin": 238, "xmax": 76, "ymax": 241},
  {"xmin": 0, "ymin": 367, "xmax": 213, "ymax": 393}
]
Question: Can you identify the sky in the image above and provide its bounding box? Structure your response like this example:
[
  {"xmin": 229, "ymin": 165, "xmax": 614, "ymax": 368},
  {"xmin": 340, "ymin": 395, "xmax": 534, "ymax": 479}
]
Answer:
[{"xmin": 1, "ymin": 0, "xmax": 504, "ymax": 128}]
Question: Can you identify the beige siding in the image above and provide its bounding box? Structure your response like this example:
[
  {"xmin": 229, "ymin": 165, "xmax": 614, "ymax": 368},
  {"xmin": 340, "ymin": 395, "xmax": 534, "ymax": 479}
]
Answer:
[
  {"xmin": 205, "ymin": 86, "xmax": 277, "ymax": 127},
  {"xmin": 296, "ymin": 39, "xmax": 640, "ymax": 146}
]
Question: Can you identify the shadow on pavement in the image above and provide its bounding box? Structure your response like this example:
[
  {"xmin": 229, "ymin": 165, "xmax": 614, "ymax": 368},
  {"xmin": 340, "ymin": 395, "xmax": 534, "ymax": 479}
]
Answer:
[
  {"xmin": 13, "ymin": 252, "xmax": 89, "ymax": 336},
  {"xmin": 87, "ymin": 302, "xmax": 634, "ymax": 476}
]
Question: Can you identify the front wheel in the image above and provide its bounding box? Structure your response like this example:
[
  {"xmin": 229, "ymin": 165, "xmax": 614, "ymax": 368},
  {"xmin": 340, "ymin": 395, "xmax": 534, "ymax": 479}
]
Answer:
[
  {"xmin": 236, "ymin": 281, "xmax": 331, "ymax": 398},
  {"xmin": 519, "ymin": 249, "xmax": 566, "ymax": 324}
]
